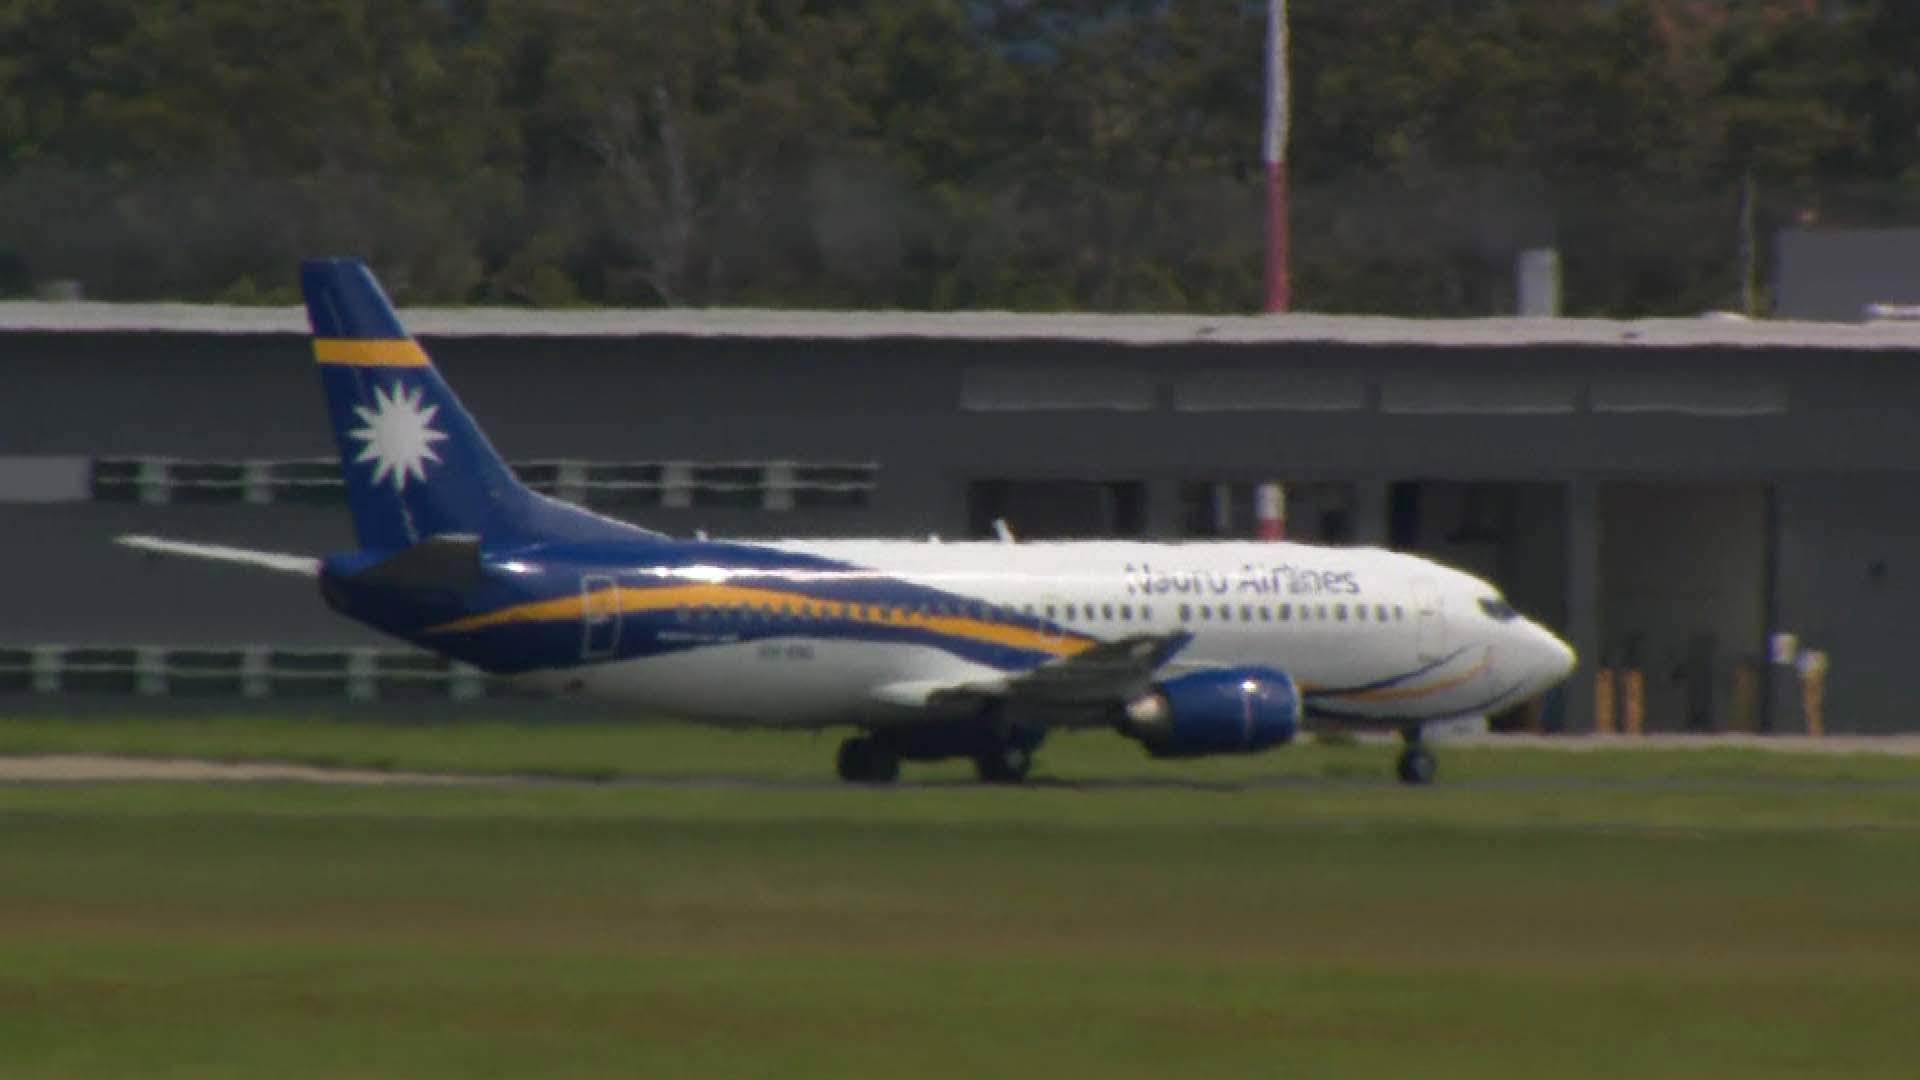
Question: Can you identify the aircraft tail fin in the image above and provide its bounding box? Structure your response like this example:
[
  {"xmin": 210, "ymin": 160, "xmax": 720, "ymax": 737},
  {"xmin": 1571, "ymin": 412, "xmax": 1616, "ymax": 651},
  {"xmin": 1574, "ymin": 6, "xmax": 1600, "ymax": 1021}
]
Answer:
[{"xmin": 301, "ymin": 258, "xmax": 661, "ymax": 551}]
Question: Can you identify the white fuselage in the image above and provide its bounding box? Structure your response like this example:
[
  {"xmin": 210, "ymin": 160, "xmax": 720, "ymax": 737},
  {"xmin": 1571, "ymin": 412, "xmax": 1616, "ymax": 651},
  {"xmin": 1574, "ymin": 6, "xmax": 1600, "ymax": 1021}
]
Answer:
[{"xmin": 527, "ymin": 539, "xmax": 1575, "ymax": 729}]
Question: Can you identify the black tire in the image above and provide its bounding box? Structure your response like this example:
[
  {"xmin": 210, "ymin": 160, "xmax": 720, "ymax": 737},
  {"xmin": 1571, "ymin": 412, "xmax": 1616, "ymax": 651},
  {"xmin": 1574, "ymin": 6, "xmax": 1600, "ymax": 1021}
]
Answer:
[
  {"xmin": 836, "ymin": 737, "xmax": 900, "ymax": 784},
  {"xmin": 974, "ymin": 742, "xmax": 1033, "ymax": 784},
  {"xmin": 1395, "ymin": 745, "xmax": 1437, "ymax": 786}
]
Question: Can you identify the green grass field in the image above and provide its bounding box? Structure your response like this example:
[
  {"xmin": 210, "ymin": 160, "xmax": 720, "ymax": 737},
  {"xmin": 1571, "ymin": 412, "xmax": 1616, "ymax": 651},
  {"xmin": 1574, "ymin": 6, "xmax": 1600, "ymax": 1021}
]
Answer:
[{"xmin": 2, "ymin": 713, "xmax": 1918, "ymax": 1078}]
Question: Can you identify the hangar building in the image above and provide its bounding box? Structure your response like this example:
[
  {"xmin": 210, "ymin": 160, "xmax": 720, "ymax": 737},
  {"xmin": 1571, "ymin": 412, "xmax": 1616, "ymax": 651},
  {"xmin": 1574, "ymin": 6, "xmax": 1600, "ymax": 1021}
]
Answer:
[{"xmin": 4, "ymin": 304, "xmax": 1917, "ymax": 734}]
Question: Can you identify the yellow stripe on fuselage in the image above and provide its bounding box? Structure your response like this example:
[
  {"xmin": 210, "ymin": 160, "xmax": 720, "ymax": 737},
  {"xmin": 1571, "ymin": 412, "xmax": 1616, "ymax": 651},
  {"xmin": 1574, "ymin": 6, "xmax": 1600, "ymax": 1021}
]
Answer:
[
  {"xmin": 1335, "ymin": 649, "xmax": 1495, "ymax": 704},
  {"xmin": 314, "ymin": 338, "xmax": 432, "ymax": 367},
  {"xmin": 426, "ymin": 583, "xmax": 1092, "ymax": 658}
]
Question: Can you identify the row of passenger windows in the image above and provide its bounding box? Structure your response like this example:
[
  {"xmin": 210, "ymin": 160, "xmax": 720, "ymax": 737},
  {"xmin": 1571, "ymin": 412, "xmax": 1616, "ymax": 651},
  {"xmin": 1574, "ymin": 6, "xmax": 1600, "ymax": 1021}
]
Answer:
[
  {"xmin": 1180, "ymin": 601, "xmax": 1406, "ymax": 624},
  {"xmin": 667, "ymin": 598, "xmax": 1406, "ymax": 627}
]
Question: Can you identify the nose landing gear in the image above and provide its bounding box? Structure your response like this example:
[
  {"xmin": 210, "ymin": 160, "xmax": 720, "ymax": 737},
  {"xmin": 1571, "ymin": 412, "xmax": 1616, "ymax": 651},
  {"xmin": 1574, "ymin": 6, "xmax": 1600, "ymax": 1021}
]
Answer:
[{"xmin": 1396, "ymin": 723, "xmax": 1437, "ymax": 785}]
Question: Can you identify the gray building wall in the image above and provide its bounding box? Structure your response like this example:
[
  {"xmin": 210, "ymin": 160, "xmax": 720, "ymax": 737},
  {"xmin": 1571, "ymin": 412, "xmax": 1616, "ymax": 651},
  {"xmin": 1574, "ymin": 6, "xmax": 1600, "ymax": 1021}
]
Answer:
[
  {"xmin": 1775, "ymin": 475, "xmax": 1920, "ymax": 733},
  {"xmin": 6, "ymin": 325, "xmax": 1920, "ymax": 731},
  {"xmin": 1777, "ymin": 228, "xmax": 1920, "ymax": 321}
]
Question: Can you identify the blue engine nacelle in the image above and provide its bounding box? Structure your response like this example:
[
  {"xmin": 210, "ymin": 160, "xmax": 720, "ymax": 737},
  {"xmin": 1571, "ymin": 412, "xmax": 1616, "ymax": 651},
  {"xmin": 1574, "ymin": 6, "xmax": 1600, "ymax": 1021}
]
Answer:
[{"xmin": 1122, "ymin": 666, "xmax": 1303, "ymax": 758}]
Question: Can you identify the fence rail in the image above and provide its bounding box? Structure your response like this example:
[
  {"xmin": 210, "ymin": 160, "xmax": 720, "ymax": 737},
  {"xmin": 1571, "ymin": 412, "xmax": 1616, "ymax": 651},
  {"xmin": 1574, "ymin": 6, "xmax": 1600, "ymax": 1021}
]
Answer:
[
  {"xmin": 80, "ymin": 457, "xmax": 880, "ymax": 511},
  {"xmin": 0, "ymin": 645, "xmax": 498, "ymax": 703}
]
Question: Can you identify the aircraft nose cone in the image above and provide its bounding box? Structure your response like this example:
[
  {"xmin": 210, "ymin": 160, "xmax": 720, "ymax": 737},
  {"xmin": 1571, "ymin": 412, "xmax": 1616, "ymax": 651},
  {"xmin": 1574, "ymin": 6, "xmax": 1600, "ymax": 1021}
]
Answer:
[{"xmin": 1527, "ymin": 621, "xmax": 1577, "ymax": 688}]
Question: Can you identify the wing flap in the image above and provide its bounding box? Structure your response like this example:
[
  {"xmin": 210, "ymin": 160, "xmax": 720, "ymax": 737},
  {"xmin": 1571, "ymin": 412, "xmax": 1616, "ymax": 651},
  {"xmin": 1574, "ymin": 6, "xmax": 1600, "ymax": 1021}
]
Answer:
[
  {"xmin": 994, "ymin": 631, "xmax": 1192, "ymax": 705},
  {"xmin": 880, "ymin": 631, "xmax": 1193, "ymax": 722}
]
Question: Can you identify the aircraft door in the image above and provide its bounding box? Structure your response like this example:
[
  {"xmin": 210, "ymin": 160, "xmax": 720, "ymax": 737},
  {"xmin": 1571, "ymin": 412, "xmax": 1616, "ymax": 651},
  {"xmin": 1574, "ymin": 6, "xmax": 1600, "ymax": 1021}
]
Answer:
[
  {"xmin": 581, "ymin": 574, "xmax": 621, "ymax": 660},
  {"xmin": 1411, "ymin": 579, "xmax": 1446, "ymax": 662}
]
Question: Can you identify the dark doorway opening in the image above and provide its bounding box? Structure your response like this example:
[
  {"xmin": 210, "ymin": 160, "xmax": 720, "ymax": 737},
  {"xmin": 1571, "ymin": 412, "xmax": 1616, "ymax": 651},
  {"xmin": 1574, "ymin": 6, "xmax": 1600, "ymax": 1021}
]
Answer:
[{"xmin": 967, "ymin": 479, "xmax": 1147, "ymax": 539}]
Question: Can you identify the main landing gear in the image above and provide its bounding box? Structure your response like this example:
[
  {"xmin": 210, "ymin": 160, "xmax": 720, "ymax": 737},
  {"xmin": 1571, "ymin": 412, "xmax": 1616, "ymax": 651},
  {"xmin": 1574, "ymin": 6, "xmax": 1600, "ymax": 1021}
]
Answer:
[
  {"xmin": 835, "ymin": 736, "xmax": 900, "ymax": 784},
  {"xmin": 834, "ymin": 723, "xmax": 1042, "ymax": 786},
  {"xmin": 972, "ymin": 741, "xmax": 1033, "ymax": 785},
  {"xmin": 1396, "ymin": 723, "xmax": 1437, "ymax": 786}
]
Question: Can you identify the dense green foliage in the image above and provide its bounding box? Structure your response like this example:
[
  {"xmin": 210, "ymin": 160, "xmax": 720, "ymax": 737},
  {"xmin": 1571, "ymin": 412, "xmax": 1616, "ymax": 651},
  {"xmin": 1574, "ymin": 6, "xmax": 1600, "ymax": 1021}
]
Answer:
[{"xmin": 1, "ymin": 0, "xmax": 1916, "ymax": 314}]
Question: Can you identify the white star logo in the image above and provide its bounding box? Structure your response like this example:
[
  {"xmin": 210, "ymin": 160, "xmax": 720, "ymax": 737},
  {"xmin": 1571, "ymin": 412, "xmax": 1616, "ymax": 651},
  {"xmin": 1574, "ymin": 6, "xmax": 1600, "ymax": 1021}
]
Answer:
[{"xmin": 349, "ymin": 382, "xmax": 449, "ymax": 493}]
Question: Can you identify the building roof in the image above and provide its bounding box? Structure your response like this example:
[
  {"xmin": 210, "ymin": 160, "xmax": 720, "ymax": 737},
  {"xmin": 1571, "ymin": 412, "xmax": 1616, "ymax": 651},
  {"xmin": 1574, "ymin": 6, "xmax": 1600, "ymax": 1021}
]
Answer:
[{"xmin": 3, "ymin": 301, "xmax": 1919, "ymax": 351}]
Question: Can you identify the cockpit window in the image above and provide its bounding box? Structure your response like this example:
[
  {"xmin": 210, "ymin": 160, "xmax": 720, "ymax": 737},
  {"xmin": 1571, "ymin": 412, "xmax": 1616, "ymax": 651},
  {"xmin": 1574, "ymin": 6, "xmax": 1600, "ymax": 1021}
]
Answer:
[{"xmin": 1478, "ymin": 596, "xmax": 1518, "ymax": 622}]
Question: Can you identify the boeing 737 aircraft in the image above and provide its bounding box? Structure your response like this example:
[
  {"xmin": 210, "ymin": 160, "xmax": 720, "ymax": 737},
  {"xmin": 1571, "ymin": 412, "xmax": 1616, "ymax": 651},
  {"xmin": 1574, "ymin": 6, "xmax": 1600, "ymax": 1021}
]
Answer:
[{"xmin": 120, "ymin": 259, "xmax": 1576, "ymax": 785}]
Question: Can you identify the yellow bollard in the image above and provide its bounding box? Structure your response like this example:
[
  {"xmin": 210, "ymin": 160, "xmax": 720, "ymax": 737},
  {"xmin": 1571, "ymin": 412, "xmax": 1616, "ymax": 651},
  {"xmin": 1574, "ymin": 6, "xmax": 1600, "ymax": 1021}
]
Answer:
[
  {"xmin": 1731, "ymin": 662, "xmax": 1757, "ymax": 734},
  {"xmin": 1621, "ymin": 668, "xmax": 1646, "ymax": 736},
  {"xmin": 1594, "ymin": 668, "xmax": 1616, "ymax": 735},
  {"xmin": 1799, "ymin": 650, "xmax": 1828, "ymax": 737}
]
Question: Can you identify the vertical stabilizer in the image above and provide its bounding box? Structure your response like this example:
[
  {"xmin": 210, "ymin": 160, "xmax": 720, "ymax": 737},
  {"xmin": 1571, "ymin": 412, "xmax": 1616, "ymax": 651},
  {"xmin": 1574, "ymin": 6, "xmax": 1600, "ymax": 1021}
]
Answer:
[{"xmin": 302, "ymin": 258, "xmax": 659, "ymax": 550}]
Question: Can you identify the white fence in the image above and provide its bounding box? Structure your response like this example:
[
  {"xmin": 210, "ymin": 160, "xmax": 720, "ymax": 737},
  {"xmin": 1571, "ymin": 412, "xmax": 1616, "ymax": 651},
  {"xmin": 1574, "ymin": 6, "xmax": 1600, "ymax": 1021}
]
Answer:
[{"xmin": 0, "ymin": 645, "xmax": 493, "ymax": 703}]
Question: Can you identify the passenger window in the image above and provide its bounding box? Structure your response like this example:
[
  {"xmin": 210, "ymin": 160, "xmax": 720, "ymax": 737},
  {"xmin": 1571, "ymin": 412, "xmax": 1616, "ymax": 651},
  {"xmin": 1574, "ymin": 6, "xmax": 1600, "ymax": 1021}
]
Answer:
[
  {"xmin": 1259, "ymin": 606, "xmax": 1271, "ymax": 622},
  {"xmin": 1120, "ymin": 605, "xmax": 1133, "ymax": 621},
  {"xmin": 1045, "ymin": 604, "xmax": 1057, "ymax": 619},
  {"xmin": 1335, "ymin": 604, "xmax": 1348, "ymax": 621},
  {"xmin": 1100, "ymin": 603, "xmax": 1112, "ymax": 621},
  {"xmin": 1219, "ymin": 604, "xmax": 1232, "ymax": 621},
  {"xmin": 1199, "ymin": 605, "xmax": 1212, "ymax": 621},
  {"xmin": 1240, "ymin": 604, "xmax": 1253, "ymax": 622},
  {"xmin": 1357, "ymin": 604, "xmax": 1368, "ymax": 621},
  {"xmin": 1376, "ymin": 604, "xmax": 1388, "ymax": 622},
  {"xmin": 1279, "ymin": 604, "xmax": 1291, "ymax": 621},
  {"xmin": 1142, "ymin": 605, "xmax": 1153, "ymax": 622},
  {"xmin": 1317, "ymin": 605, "xmax": 1329, "ymax": 620},
  {"xmin": 1179, "ymin": 603, "xmax": 1192, "ymax": 622}
]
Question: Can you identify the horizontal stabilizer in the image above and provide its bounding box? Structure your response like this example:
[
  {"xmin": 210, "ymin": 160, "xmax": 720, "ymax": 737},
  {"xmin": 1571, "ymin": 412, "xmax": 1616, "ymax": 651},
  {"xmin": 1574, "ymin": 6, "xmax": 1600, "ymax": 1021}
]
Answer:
[
  {"xmin": 350, "ymin": 534, "xmax": 482, "ymax": 590},
  {"xmin": 117, "ymin": 535, "xmax": 320, "ymax": 577}
]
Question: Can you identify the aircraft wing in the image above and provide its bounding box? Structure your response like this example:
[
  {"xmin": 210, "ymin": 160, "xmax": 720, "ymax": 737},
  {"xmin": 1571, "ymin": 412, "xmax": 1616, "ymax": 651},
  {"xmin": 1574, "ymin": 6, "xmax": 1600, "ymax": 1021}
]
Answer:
[
  {"xmin": 117, "ymin": 534, "xmax": 320, "ymax": 577},
  {"xmin": 878, "ymin": 631, "xmax": 1193, "ymax": 724}
]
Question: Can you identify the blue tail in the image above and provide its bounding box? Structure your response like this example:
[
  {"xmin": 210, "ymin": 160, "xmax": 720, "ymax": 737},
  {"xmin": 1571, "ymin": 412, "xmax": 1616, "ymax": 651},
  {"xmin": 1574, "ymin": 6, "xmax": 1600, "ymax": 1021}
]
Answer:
[{"xmin": 302, "ymin": 258, "xmax": 661, "ymax": 551}]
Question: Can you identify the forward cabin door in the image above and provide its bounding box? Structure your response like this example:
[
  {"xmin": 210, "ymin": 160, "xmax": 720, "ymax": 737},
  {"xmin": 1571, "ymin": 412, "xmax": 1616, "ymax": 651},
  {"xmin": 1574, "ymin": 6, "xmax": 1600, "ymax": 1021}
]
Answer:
[
  {"xmin": 1411, "ymin": 579, "xmax": 1447, "ymax": 662},
  {"xmin": 581, "ymin": 574, "xmax": 621, "ymax": 660}
]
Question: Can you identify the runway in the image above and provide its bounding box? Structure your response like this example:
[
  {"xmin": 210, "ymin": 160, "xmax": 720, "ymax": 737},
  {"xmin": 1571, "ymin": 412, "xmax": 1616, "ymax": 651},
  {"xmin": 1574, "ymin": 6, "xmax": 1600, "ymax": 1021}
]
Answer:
[{"xmin": 0, "ymin": 754, "xmax": 509, "ymax": 786}]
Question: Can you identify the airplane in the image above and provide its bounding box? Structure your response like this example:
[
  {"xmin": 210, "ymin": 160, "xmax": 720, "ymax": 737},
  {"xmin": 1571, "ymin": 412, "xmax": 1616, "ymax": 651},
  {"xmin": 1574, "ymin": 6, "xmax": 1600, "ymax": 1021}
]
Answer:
[{"xmin": 119, "ymin": 258, "xmax": 1577, "ymax": 786}]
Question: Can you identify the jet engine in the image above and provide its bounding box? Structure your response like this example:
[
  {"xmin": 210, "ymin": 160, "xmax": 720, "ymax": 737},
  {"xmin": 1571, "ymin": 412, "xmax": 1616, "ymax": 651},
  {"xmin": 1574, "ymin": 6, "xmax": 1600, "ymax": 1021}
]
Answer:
[{"xmin": 1121, "ymin": 667, "xmax": 1302, "ymax": 757}]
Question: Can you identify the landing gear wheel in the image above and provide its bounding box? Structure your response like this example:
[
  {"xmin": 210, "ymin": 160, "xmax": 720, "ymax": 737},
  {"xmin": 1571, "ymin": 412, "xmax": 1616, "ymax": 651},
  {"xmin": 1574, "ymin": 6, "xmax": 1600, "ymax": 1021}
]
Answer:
[
  {"xmin": 836, "ymin": 737, "xmax": 900, "ymax": 785},
  {"xmin": 1396, "ymin": 744, "xmax": 1437, "ymax": 786},
  {"xmin": 973, "ymin": 742, "xmax": 1033, "ymax": 784}
]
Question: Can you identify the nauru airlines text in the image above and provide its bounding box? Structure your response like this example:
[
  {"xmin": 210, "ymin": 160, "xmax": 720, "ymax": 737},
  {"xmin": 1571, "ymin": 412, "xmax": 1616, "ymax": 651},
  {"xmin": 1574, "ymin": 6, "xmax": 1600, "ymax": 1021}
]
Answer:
[
  {"xmin": 116, "ymin": 257, "xmax": 1576, "ymax": 788},
  {"xmin": 1124, "ymin": 563, "xmax": 1362, "ymax": 597}
]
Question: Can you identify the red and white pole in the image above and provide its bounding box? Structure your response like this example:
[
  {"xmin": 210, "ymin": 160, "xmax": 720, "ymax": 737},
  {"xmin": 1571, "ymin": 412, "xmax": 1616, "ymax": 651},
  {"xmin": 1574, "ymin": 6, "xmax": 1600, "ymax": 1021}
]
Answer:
[
  {"xmin": 1256, "ymin": 482, "xmax": 1287, "ymax": 541},
  {"xmin": 1263, "ymin": 0, "xmax": 1291, "ymax": 313}
]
